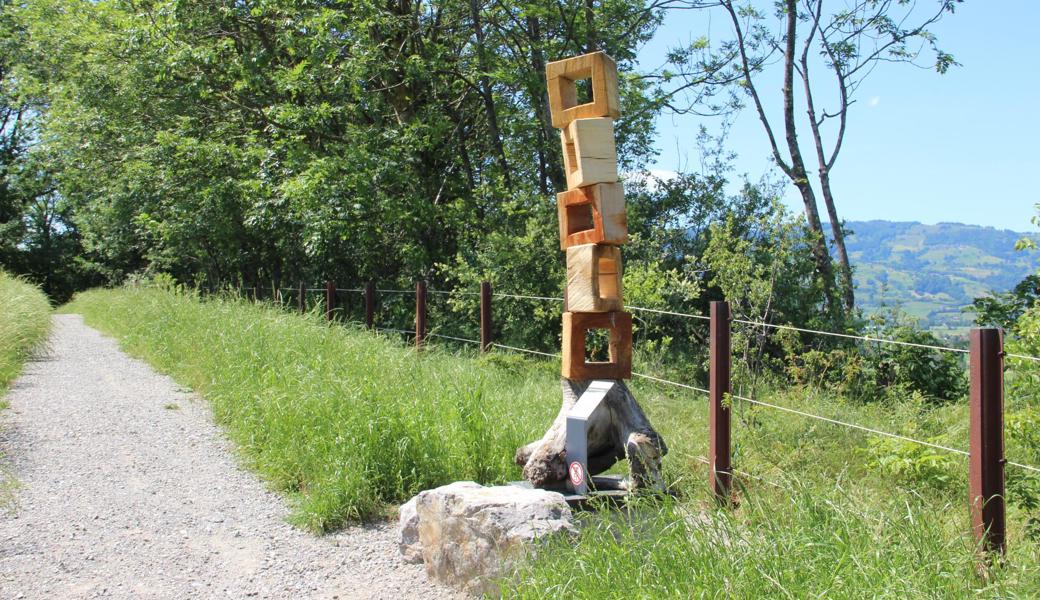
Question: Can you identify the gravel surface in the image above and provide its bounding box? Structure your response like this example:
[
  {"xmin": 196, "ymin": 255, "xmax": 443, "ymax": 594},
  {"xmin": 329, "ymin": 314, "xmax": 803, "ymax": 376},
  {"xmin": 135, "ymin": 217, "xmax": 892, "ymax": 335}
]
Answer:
[{"xmin": 0, "ymin": 315, "xmax": 460, "ymax": 600}]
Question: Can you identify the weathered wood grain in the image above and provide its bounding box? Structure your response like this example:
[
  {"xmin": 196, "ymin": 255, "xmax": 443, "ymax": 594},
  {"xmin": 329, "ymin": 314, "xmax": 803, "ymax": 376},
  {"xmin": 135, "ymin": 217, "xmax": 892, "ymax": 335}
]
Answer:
[
  {"xmin": 560, "ymin": 118, "xmax": 618, "ymax": 189},
  {"xmin": 556, "ymin": 182, "xmax": 627, "ymax": 249},
  {"xmin": 545, "ymin": 51, "xmax": 620, "ymax": 128},
  {"xmin": 561, "ymin": 311, "xmax": 632, "ymax": 380},
  {"xmin": 566, "ymin": 244, "xmax": 623, "ymax": 313},
  {"xmin": 515, "ymin": 378, "xmax": 667, "ymax": 490}
]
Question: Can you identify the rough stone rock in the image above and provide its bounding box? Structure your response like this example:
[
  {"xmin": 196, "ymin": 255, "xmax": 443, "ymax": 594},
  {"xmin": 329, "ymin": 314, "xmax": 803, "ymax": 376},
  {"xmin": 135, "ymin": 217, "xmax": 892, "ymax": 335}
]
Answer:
[
  {"xmin": 398, "ymin": 495, "xmax": 423, "ymax": 564},
  {"xmin": 399, "ymin": 482, "xmax": 483, "ymax": 565},
  {"xmin": 406, "ymin": 481, "xmax": 577, "ymax": 596}
]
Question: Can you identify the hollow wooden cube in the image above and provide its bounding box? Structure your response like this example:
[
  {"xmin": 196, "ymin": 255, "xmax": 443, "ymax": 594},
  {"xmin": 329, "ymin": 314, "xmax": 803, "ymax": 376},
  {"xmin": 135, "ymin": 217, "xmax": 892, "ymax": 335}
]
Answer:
[
  {"xmin": 562, "ymin": 311, "xmax": 632, "ymax": 380},
  {"xmin": 561, "ymin": 118, "xmax": 618, "ymax": 189},
  {"xmin": 546, "ymin": 51, "xmax": 620, "ymax": 129},
  {"xmin": 566, "ymin": 244, "xmax": 623, "ymax": 313},
  {"xmin": 556, "ymin": 182, "xmax": 627, "ymax": 250}
]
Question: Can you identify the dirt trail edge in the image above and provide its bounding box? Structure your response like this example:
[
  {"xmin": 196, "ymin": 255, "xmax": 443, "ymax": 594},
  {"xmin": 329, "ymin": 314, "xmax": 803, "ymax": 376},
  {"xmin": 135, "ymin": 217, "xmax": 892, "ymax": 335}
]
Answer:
[{"xmin": 0, "ymin": 314, "xmax": 459, "ymax": 600}]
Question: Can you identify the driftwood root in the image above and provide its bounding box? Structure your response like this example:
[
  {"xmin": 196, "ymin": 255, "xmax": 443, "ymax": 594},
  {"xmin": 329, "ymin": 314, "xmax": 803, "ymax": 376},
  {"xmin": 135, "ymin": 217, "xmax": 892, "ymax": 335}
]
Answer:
[{"xmin": 517, "ymin": 378, "xmax": 667, "ymax": 490}]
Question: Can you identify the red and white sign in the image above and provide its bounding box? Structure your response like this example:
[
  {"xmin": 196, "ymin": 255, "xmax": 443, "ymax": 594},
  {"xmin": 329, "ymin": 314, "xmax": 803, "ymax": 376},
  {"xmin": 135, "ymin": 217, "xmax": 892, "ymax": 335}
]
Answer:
[{"xmin": 568, "ymin": 461, "xmax": 585, "ymax": 487}]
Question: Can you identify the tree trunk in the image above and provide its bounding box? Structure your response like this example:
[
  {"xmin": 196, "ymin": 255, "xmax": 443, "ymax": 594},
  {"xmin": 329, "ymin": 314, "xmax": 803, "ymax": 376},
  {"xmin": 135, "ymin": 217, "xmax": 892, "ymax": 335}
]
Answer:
[
  {"xmin": 526, "ymin": 15, "xmax": 566, "ymax": 192},
  {"xmin": 793, "ymin": 179, "xmax": 839, "ymax": 314},
  {"xmin": 515, "ymin": 379, "xmax": 667, "ymax": 491},
  {"xmin": 781, "ymin": 0, "xmax": 839, "ymax": 315},
  {"xmin": 468, "ymin": 0, "xmax": 511, "ymax": 189},
  {"xmin": 585, "ymin": 0, "xmax": 597, "ymax": 52},
  {"xmin": 819, "ymin": 170, "xmax": 855, "ymax": 311}
]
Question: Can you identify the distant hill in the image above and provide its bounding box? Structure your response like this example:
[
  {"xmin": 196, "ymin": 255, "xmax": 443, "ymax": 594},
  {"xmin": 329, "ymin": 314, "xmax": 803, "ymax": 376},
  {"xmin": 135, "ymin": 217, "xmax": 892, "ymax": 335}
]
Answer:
[{"xmin": 843, "ymin": 220, "xmax": 1039, "ymax": 334}]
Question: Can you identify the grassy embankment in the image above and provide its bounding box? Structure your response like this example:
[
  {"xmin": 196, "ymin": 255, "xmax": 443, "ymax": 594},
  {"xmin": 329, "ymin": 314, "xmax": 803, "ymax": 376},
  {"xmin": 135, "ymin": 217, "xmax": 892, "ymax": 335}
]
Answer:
[
  {"xmin": 66, "ymin": 286, "xmax": 1039, "ymax": 597},
  {"xmin": 0, "ymin": 270, "xmax": 51, "ymax": 505},
  {"xmin": 0, "ymin": 271, "xmax": 51, "ymax": 401}
]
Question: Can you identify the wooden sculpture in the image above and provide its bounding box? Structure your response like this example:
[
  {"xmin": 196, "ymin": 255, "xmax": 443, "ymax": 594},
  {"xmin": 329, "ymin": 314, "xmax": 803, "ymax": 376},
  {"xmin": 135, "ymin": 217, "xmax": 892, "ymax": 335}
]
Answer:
[{"xmin": 516, "ymin": 51, "xmax": 667, "ymax": 491}]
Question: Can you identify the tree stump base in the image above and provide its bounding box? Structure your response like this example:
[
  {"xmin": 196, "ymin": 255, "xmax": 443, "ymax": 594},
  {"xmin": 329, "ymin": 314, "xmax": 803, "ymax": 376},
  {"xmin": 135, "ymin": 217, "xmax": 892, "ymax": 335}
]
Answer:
[{"xmin": 515, "ymin": 378, "xmax": 667, "ymax": 492}]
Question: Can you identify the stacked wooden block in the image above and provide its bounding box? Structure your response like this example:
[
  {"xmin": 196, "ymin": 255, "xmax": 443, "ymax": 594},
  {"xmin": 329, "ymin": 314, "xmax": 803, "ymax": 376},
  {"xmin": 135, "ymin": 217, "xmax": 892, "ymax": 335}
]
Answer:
[{"xmin": 546, "ymin": 51, "xmax": 631, "ymax": 380}]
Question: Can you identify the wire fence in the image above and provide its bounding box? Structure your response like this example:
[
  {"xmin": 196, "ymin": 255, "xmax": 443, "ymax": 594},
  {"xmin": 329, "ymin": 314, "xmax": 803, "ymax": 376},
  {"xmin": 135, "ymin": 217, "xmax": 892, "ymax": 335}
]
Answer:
[
  {"xmin": 489, "ymin": 334, "xmax": 1040, "ymax": 477},
  {"xmin": 232, "ymin": 281, "xmax": 1040, "ymax": 362},
  {"xmin": 229, "ymin": 281, "xmax": 1040, "ymax": 481}
]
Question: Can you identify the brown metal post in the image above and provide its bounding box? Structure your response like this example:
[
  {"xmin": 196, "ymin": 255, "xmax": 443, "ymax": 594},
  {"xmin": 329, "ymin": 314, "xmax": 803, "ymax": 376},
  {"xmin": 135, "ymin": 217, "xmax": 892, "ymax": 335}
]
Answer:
[
  {"xmin": 253, "ymin": 284, "xmax": 259, "ymax": 302},
  {"xmin": 969, "ymin": 327, "xmax": 1006, "ymax": 554},
  {"xmin": 325, "ymin": 281, "xmax": 335, "ymax": 321},
  {"xmin": 480, "ymin": 281, "xmax": 493, "ymax": 353},
  {"xmin": 298, "ymin": 282, "xmax": 305, "ymax": 314},
  {"xmin": 415, "ymin": 280, "xmax": 427, "ymax": 350},
  {"xmin": 709, "ymin": 301, "xmax": 732, "ymax": 504},
  {"xmin": 365, "ymin": 282, "xmax": 376, "ymax": 329}
]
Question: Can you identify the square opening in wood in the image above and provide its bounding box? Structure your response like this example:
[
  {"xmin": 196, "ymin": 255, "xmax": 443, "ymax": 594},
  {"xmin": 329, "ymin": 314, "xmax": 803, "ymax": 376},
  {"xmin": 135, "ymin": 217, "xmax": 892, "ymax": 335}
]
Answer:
[
  {"xmin": 565, "ymin": 203, "xmax": 595, "ymax": 237},
  {"xmin": 556, "ymin": 183, "xmax": 627, "ymax": 249},
  {"xmin": 584, "ymin": 327, "xmax": 610, "ymax": 363},
  {"xmin": 546, "ymin": 51, "xmax": 620, "ymax": 128},
  {"xmin": 562, "ymin": 311, "xmax": 632, "ymax": 380}
]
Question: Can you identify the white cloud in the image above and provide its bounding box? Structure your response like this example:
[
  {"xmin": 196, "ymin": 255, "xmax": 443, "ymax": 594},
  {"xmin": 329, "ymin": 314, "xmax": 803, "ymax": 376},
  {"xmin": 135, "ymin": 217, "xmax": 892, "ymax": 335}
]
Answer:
[
  {"xmin": 869, "ymin": 96, "xmax": 881, "ymax": 108},
  {"xmin": 622, "ymin": 169, "xmax": 679, "ymax": 191}
]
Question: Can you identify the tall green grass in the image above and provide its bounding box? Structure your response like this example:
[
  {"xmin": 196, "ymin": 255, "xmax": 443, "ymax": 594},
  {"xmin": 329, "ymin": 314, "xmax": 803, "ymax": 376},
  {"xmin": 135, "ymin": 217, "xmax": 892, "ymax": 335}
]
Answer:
[
  {"xmin": 67, "ymin": 286, "xmax": 561, "ymax": 530},
  {"xmin": 509, "ymin": 483, "xmax": 1036, "ymax": 599},
  {"xmin": 0, "ymin": 270, "xmax": 50, "ymax": 507},
  {"xmin": 66, "ymin": 286, "xmax": 1039, "ymax": 595},
  {"xmin": 0, "ymin": 271, "xmax": 51, "ymax": 395}
]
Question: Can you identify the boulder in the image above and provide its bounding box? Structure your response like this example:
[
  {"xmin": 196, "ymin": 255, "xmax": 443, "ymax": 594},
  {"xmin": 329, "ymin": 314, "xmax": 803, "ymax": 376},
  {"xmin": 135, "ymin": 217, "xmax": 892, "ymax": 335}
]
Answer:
[
  {"xmin": 397, "ymin": 495, "xmax": 423, "ymax": 564},
  {"xmin": 399, "ymin": 481, "xmax": 483, "ymax": 565},
  {"xmin": 398, "ymin": 481, "xmax": 577, "ymax": 596}
]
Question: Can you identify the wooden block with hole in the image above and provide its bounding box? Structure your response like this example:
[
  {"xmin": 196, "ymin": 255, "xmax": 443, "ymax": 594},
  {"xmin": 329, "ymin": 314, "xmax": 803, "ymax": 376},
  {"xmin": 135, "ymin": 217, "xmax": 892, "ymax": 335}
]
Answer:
[
  {"xmin": 556, "ymin": 182, "xmax": 627, "ymax": 249},
  {"xmin": 546, "ymin": 51, "xmax": 620, "ymax": 128},
  {"xmin": 566, "ymin": 244, "xmax": 623, "ymax": 313},
  {"xmin": 561, "ymin": 311, "xmax": 632, "ymax": 380},
  {"xmin": 561, "ymin": 118, "xmax": 618, "ymax": 189}
]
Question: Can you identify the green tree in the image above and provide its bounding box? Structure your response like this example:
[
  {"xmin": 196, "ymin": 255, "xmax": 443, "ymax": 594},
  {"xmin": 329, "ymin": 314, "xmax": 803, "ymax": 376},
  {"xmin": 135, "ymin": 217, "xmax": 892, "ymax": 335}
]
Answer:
[{"xmin": 658, "ymin": 0, "xmax": 963, "ymax": 316}]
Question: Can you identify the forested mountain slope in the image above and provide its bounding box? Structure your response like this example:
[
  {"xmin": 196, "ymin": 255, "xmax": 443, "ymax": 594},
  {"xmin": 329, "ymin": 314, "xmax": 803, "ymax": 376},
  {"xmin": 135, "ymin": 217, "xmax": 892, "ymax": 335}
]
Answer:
[{"xmin": 845, "ymin": 220, "xmax": 1038, "ymax": 332}]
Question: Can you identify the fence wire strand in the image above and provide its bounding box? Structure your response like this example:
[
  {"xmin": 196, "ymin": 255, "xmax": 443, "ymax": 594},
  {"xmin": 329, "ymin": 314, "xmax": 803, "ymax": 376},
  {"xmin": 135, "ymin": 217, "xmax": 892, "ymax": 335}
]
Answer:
[
  {"xmin": 731, "ymin": 393, "xmax": 970, "ymax": 456},
  {"xmin": 732, "ymin": 318, "xmax": 970, "ymax": 354},
  {"xmin": 428, "ymin": 289, "xmax": 481, "ymax": 297},
  {"xmin": 632, "ymin": 372, "xmax": 710, "ymax": 395},
  {"xmin": 492, "ymin": 293, "xmax": 564, "ymax": 302},
  {"xmin": 491, "ymin": 343, "xmax": 559, "ymax": 358},
  {"xmin": 628, "ymin": 306, "xmax": 711, "ymax": 321},
  {"xmin": 428, "ymin": 332, "xmax": 481, "ymax": 345},
  {"xmin": 375, "ymin": 327, "xmax": 416, "ymax": 335}
]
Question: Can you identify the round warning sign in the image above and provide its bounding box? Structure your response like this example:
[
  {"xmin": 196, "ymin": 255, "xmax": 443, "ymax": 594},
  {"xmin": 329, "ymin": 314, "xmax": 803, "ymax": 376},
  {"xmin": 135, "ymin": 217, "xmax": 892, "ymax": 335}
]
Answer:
[{"xmin": 568, "ymin": 461, "xmax": 585, "ymax": 487}]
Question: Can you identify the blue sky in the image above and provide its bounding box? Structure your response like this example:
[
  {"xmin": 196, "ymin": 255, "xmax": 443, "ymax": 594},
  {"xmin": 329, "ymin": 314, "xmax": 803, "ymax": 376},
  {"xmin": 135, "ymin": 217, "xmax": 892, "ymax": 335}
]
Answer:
[{"xmin": 635, "ymin": 1, "xmax": 1039, "ymax": 232}]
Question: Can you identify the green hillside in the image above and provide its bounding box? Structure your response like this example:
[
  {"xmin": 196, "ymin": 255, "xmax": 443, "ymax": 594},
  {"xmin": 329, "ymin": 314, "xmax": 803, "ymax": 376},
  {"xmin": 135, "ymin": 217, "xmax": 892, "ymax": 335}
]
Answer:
[{"xmin": 845, "ymin": 221, "xmax": 1038, "ymax": 334}]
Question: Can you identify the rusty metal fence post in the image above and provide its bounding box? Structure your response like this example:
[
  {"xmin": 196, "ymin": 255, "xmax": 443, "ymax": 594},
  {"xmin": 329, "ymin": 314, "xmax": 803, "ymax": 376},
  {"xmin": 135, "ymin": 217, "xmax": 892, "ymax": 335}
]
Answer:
[
  {"xmin": 325, "ymin": 281, "xmax": 336, "ymax": 321},
  {"xmin": 365, "ymin": 282, "xmax": 376, "ymax": 329},
  {"xmin": 415, "ymin": 280, "xmax": 427, "ymax": 350},
  {"xmin": 710, "ymin": 300, "xmax": 732, "ymax": 504},
  {"xmin": 969, "ymin": 327, "xmax": 1006, "ymax": 554},
  {"xmin": 480, "ymin": 281, "xmax": 493, "ymax": 353}
]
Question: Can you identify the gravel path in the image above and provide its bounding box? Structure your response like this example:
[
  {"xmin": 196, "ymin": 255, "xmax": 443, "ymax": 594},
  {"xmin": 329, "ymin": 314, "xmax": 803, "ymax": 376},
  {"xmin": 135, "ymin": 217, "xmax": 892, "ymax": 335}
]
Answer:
[{"xmin": 0, "ymin": 315, "xmax": 459, "ymax": 600}]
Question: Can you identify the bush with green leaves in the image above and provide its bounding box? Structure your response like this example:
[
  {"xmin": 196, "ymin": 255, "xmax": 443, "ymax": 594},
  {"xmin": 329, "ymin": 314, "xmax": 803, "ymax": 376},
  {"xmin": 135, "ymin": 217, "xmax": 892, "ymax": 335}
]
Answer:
[{"xmin": 781, "ymin": 308, "xmax": 966, "ymax": 404}]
